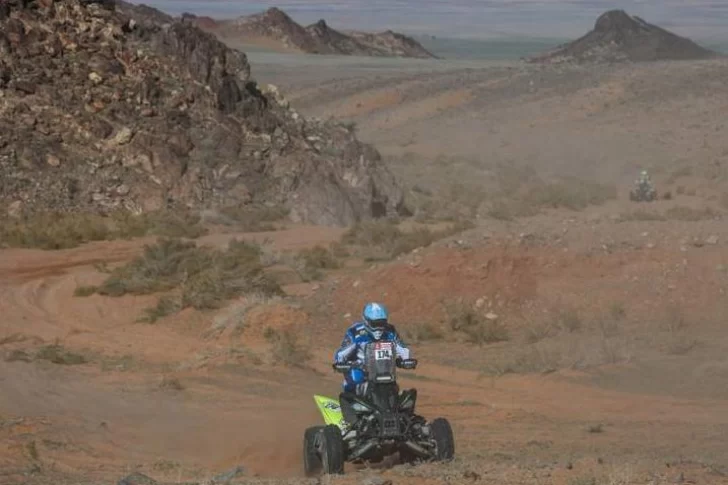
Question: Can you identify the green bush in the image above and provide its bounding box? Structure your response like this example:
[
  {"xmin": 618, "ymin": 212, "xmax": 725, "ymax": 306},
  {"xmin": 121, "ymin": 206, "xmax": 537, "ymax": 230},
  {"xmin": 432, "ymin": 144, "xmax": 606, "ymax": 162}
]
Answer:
[{"xmin": 92, "ymin": 238, "xmax": 282, "ymax": 321}]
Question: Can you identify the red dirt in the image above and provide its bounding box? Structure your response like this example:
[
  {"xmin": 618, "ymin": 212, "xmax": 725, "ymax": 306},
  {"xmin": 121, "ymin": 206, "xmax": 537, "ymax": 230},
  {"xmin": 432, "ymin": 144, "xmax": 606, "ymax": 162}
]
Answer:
[{"xmin": 2, "ymin": 218, "xmax": 728, "ymax": 484}]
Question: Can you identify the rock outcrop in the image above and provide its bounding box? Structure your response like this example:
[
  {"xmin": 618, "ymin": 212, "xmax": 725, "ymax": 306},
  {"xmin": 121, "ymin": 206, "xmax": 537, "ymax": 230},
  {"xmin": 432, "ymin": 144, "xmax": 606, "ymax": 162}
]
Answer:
[
  {"xmin": 528, "ymin": 10, "xmax": 718, "ymax": 64},
  {"xmin": 190, "ymin": 7, "xmax": 436, "ymax": 59},
  {"xmin": 0, "ymin": 0, "xmax": 407, "ymax": 225}
]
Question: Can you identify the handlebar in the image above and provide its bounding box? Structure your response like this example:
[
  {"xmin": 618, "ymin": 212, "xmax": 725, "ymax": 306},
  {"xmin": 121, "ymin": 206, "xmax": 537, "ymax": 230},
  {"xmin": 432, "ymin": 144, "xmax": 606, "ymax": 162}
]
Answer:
[
  {"xmin": 332, "ymin": 358, "xmax": 418, "ymax": 373},
  {"xmin": 397, "ymin": 358, "xmax": 418, "ymax": 370},
  {"xmin": 332, "ymin": 362, "xmax": 353, "ymax": 373}
]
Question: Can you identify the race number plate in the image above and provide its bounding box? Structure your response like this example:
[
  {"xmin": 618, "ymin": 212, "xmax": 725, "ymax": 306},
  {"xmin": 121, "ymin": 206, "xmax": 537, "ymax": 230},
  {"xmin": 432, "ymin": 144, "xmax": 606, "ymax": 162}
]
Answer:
[{"xmin": 374, "ymin": 342, "xmax": 393, "ymax": 361}]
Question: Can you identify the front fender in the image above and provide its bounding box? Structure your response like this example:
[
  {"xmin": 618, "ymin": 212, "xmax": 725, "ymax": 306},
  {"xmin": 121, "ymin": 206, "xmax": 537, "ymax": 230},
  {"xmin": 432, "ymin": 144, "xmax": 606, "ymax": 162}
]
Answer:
[{"xmin": 313, "ymin": 395, "xmax": 344, "ymax": 429}]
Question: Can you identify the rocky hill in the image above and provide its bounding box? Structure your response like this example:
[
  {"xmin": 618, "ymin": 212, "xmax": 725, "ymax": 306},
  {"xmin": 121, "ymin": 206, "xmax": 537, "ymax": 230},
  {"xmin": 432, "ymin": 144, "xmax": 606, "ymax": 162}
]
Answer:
[
  {"xmin": 0, "ymin": 0, "xmax": 406, "ymax": 226},
  {"xmin": 528, "ymin": 10, "xmax": 718, "ymax": 64},
  {"xmin": 188, "ymin": 7, "xmax": 436, "ymax": 59}
]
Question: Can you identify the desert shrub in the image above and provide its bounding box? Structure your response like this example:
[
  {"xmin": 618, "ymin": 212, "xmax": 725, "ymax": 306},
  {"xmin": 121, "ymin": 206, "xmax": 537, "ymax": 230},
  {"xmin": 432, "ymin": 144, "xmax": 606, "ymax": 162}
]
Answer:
[
  {"xmin": 210, "ymin": 205, "xmax": 289, "ymax": 231},
  {"xmin": 445, "ymin": 182, "xmax": 488, "ymax": 218},
  {"xmin": 483, "ymin": 344, "xmax": 561, "ymax": 376},
  {"xmin": 0, "ymin": 212, "xmax": 111, "ymax": 249},
  {"xmin": 402, "ymin": 322, "xmax": 444, "ymax": 343},
  {"xmin": 483, "ymin": 178, "xmax": 615, "ymax": 221},
  {"xmin": 523, "ymin": 179, "xmax": 617, "ymax": 211},
  {"xmin": 485, "ymin": 198, "xmax": 540, "ymax": 221},
  {"xmin": 524, "ymin": 321, "xmax": 557, "ymax": 344},
  {"xmin": 665, "ymin": 206, "xmax": 717, "ymax": 221},
  {"xmin": 35, "ymin": 344, "xmax": 88, "ymax": 365},
  {"xmin": 264, "ymin": 327, "xmax": 311, "ymax": 367},
  {"xmin": 618, "ymin": 210, "xmax": 665, "ymax": 222},
  {"xmin": 444, "ymin": 300, "xmax": 509, "ymax": 345},
  {"xmin": 97, "ymin": 239, "xmax": 205, "ymax": 296},
  {"xmin": 159, "ymin": 376, "xmax": 184, "ymax": 391},
  {"xmin": 5, "ymin": 350, "xmax": 32, "ymax": 362},
  {"xmin": 341, "ymin": 219, "xmax": 406, "ymax": 249},
  {"xmin": 341, "ymin": 219, "xmax": 473, "ymax": 260},
  {"xmin": 139, "ymin": 296, "xmax": 182, "ymax": 323},
  {"xmin": 569, "ymin": 476, "xmax": 599, "ymax": 485},
  {"xmin": 405, "ymin": 181, "xmax": 485, "ymax": 222},
  {"xmin": 485, "ymin": 201, "xmax": 516, "ymax": 221},
  {"xmin": 93, "ymin": 238, "xmax": 282, "ymax": 320},
  {"xmin": 523, "ymin": 309, "xmax": 582, "ymax": 344},
  {"xmin": 556, "ymin": 309, "xmax": 583, "ymax": 333},
  {"xmin": 609, "ymin": 302, "xmax": 627, "ymax": 321},
  {"xmin": 665, "ymin": 337, "xmax": 698, "ymax": 356},
  {"xmin": 74, "ymin": 285, "xmax": 98, "ymax": 297},
  {"xmin": 0, "ymin": 209, "xmax": 206, "ymax": 250},
  {"xmin": 141, "ymin": 210, "xmax": 207, "ymax": 239},
  {"xmin": 294, "ymin": 245, "xmax": 341, "ymax": 281}
]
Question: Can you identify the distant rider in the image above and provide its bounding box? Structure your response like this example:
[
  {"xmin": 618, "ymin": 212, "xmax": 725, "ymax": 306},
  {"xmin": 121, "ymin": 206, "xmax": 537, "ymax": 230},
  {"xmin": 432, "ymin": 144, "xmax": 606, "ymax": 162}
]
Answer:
[
  {"xmin": 635, "ymin": 170, "xmax": 652, "ymax": 190},
  {"xmin": 333, "ymin": 302, "xmax": 411, "ymax": 425}
]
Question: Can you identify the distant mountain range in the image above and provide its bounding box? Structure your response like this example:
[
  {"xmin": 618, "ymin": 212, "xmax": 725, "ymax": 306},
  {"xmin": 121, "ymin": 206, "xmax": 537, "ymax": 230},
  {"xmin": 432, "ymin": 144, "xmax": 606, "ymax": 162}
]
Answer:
[{"xmin": 183, "ymin": 8, "xmax": 437, "ymax": 59}]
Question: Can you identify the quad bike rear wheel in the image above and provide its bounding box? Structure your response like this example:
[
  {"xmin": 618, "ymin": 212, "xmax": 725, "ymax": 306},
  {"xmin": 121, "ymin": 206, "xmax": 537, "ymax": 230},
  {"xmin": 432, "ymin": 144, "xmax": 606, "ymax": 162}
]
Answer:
[
  {"xmin": 303, "ymin": 426, "xmax": 323, "ymax": 476},
  {"xmin": 320, "ymin": 424, "xmax": 345, "ymax": 474},
  {"xmin": 430, "ymin": 418, "xmax": 455, "ymax": 462}
]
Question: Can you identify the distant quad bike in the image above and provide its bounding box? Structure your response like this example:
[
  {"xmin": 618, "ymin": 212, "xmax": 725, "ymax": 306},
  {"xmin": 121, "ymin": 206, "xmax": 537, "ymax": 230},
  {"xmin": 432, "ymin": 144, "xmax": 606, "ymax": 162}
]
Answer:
[
  {"xmin": 629, "ymin": 182, "xmax": 657, "ymax": 202},
  {"xmin": 303, "ymin": 341, "xmax": 455, "ymax": 475}
]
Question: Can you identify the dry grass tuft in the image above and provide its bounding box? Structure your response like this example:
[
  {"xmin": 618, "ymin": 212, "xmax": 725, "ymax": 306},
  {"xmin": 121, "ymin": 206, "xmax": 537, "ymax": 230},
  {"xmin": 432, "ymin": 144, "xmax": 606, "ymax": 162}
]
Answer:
[
  {"xmin": 444, "ymin": 299, "xmax": 509, "ymax": 345},
  {"xmin": 341, "ymin": 219, "xmax": 473, "ymax": 260},
  {"xmin": 665, "ymin": 206, "xmax": 718, "ymax": 221},
  {"xmin": 159, "ymin": 376, "xmax": 185, "ymax": 391},
  {"xmin": 293, "ymin": 245, "xmax": 341, "ymax": 281},
  {"xmin": 205, "ymin": 205, "xmax": 289, "ymax": 231},
  {"xmin": 522, "ymin": 178, "xmax": 617, "ymax": 211},
  {"xmin": 402, "ymin": 322, "xmax": 444, "ymax": 343},
  {"xmin": 0, "ymin": 209, "xmax": 207, "ymax": 250},
  {"xmin": 264, "ymin": 327, "xmax": 312, "ymax": 367},
  {"xmin": 35, "ymin": 344, "xmax": 88, "ymax": 365}
]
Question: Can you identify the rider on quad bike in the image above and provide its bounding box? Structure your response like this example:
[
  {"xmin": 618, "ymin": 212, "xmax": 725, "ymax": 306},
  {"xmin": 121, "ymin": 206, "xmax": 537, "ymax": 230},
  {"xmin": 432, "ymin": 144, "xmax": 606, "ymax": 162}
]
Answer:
[
  {"xmin": 630, "ymin": 170, "xmax": 657, "ymax": 201},
  {"xmin": 333, "ymin": 302, "xmax": 411, "ymax": 430},
  {"xmin": 304, "ymin": 302, "xmax": 453, "ymax": 475}
]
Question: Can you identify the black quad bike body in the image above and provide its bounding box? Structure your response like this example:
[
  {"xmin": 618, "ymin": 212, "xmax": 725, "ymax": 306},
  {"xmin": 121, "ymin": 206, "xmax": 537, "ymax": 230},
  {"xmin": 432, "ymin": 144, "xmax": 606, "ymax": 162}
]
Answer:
[
  {"xmin": 303, "ymin": 339, "xmax": 455, "ymax": 475},
  {"xmin": 630, "ymin": 182, "xmax": 657, "ymax": 202}
]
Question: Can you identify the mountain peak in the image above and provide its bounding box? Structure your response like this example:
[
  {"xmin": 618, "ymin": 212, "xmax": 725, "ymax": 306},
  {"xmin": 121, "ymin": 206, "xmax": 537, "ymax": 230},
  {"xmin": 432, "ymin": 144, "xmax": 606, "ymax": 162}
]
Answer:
[
  {"xmin": 528, "ymin": 9, "xmax": 718, "ymax": 64},
  {"xmin": 594, "ymin": 10, "xmax": 645, "ymax": 33}
]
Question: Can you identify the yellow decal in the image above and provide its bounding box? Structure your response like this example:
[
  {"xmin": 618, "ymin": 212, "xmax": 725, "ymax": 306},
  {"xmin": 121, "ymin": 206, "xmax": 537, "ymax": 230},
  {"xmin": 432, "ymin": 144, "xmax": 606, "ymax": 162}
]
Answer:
[{"xmin": 313, "ymin": 395, "xmax": 344, "ymax": 428}]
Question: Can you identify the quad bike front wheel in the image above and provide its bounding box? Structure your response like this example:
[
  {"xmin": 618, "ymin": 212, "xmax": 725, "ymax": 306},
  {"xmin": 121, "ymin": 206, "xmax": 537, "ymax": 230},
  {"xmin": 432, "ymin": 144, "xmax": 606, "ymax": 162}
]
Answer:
[
  {"xmin": 430, "ymin": 418, "xmax": 455, "ymax": 462},
  {"xmin": 320, "ymin": 424, "xmax": 345, "ymax": 474},
  {"xmin": 303, "ymin": 426, "xmax": 323, "ymax": 476}
]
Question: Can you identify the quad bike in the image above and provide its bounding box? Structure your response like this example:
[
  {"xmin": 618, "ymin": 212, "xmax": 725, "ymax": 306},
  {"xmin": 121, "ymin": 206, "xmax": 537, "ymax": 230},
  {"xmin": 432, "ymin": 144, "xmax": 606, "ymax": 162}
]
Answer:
[
  {"xmin": 303, "ymin": 340, "xmax": 455, "ymax": 475},
  {"xmin": 629, "ymin": 182, "xmax": 657, "ymax": 202}
]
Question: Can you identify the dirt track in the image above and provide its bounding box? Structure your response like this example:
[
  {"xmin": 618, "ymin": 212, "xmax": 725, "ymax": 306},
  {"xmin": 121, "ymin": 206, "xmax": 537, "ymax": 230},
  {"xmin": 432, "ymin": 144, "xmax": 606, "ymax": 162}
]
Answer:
[
  {"xmin": 4, "ymin": 53, "xmax": 728, "ymax": 484},
  {"xmin": 4, "ymin": 209, "xmax": 728, "ymax": 484}
]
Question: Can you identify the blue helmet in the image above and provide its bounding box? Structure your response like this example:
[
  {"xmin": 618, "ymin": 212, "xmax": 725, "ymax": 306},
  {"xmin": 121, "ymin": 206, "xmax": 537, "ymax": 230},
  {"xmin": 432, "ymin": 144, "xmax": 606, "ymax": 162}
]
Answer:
[
  {"xmin": 363, "ymin": 302, "xmax": 388, "ymax": 322},
  {"xmin": 362, "ymin": 302, "xmax": 389, "ymax": 340}
]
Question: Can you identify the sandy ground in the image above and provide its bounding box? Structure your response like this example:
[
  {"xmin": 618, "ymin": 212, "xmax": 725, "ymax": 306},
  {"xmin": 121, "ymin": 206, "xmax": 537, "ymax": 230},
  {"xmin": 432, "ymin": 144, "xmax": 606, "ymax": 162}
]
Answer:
[{"xmin": 3, "ymin": 52, "xmax": 728, "ymax": 485}]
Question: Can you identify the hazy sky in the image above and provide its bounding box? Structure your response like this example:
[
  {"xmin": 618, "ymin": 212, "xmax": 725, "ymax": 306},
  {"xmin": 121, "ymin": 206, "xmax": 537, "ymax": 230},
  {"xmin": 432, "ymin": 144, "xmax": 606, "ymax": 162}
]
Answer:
[{"xmin": 134, "ymin": 1, "xmax": 728, "ymax": 41}]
